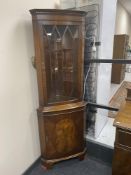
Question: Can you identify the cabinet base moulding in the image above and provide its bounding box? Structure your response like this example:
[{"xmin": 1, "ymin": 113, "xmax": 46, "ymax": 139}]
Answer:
[{"xmin": 41, "ymin": 148, "xmax": 87, "ymax": 169}]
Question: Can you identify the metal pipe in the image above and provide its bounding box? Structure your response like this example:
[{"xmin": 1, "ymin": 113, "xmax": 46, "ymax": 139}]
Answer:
[{"xmin": 85, "ymin": 59, "xmax": 131, "ymax": 64}]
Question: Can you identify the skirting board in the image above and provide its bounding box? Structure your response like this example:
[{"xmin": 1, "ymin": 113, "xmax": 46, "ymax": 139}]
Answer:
[
  {"xmin": 22, "ymin": 158, "xmax": 41, "ymax": 175},
  {"xmin": 86, "ymin": 140, "xmax": 113, "ymax": 165}
]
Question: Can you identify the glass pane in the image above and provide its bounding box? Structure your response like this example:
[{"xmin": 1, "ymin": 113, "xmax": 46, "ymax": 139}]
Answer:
[
  {"xmin": 57, "ymin": 25, "xmax": 66, "ymax": 37},
  {"xmin": 44, "ymin": 25, "xmax": 53, "ymax": 34},
  {"xmin": 43, "ymin": 25, "xmax": 79, "ymax": 104},
  {"xmin": 69, "ymin": 25, "xmax": 79, "ymax": 38}
]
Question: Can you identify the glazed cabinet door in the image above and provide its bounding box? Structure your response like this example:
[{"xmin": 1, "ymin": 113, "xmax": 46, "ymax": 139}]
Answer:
[
  {"xmin": 42, "ymin": 24, "xmax": 79, "ymax": 104},
  {"xmin": 43, "ymin": 109, "xmax": 85, "ymax": 160},
  {"xmin": 35, "ymin": 21, "xmax": 84, "ymax": 106}
]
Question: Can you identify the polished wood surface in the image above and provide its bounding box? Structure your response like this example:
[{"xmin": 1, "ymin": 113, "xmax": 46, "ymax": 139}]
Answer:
[
  {"xmin": 112, "ymin": 89, "xmax": 131, "ymax": 175},
  {"xmin": 111, "ymin": 34, "xmax": 129, "ymax": 84},
  {"xmin": 38, "ymin": 102, "xmax": 86, "ymax": 168},
  {"xmin": 114, "ymin": 101, "xmax": 131, "ymax": 131},
  {"xmin": 38, "ymin": 101, "xmax": 87, "ymax": 113},
  {"xmin": 30, "ymin": 9, "xmax": 86, "ymax": 168}
]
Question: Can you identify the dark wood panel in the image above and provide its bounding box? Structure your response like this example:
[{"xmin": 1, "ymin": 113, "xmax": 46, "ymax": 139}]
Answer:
[
  {"xmin": 43, "ymin": 109, "xmax": 85, "ymax": 159},
  {"xmin": 111, "ymin": 34, "xmax": 129, "ymax": 84},
  {"xmin": 111, "ymin": 64, "xmax": 123, "ymax": 84},
  {"xmin": 116, "ymin": 129, "xmax": 131, "ymax": 148},
  {"xmin": 113, "ymin": 35, "xmax": 126, "ymax": 59},
  {"xmin": 112, "ymin": 146, "xmax": 131, "ymax": 175}
]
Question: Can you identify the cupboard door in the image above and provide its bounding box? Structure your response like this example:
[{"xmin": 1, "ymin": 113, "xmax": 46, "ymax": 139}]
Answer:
[{"xmin": 44, "ymin": 109, "xmax": 85, "ymax": 159}]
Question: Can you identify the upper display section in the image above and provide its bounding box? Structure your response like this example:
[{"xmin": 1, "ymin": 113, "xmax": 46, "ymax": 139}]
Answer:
[
  {"xmin": 30, "ymin": 9, "xmax": 86, "ymax": 16},
  {"xmin": 30, "ymin": 9, "xmax": 85, "ymax": 106},
  {"xmin": 43, "ymin": 24, "xmax": 79, "ymax": 104}
]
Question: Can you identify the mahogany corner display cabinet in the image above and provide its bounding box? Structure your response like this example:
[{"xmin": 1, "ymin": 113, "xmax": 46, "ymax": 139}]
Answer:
[{"xmin": 29, "ymin": 9, "xmax": 87, "ymax": 168}]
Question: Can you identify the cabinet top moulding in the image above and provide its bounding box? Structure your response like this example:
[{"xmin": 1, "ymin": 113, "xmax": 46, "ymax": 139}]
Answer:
[
  {"xmin": 29, "ymin": 9, "xmax": 86, "ymax": 16},
  {"xmin": 29, "ymin": 9, "xmax": 86, "ymax": 21}
]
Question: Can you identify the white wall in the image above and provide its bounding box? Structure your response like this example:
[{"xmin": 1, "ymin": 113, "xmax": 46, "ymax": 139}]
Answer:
[
  {"xmin": 60, "ymin": 0, "xmax": 100, "ymax": 8},
  {"xmin": 60, "ymin": 0, "xmax": 118, "ymax": 139},
  {"xmin": 115, "ymin": 1, "xmax": 131, "ymax": 42},
  {"xmin": 96, "ymin": 1, "xmax": 131, "ymax": 138},
  {"xmin": 0, "ymin": 1, "xmax": 56, "ymax": 175},
  {"xmin": 95, "ymin": 0, "xmax": 117, "ymax": 138}
]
